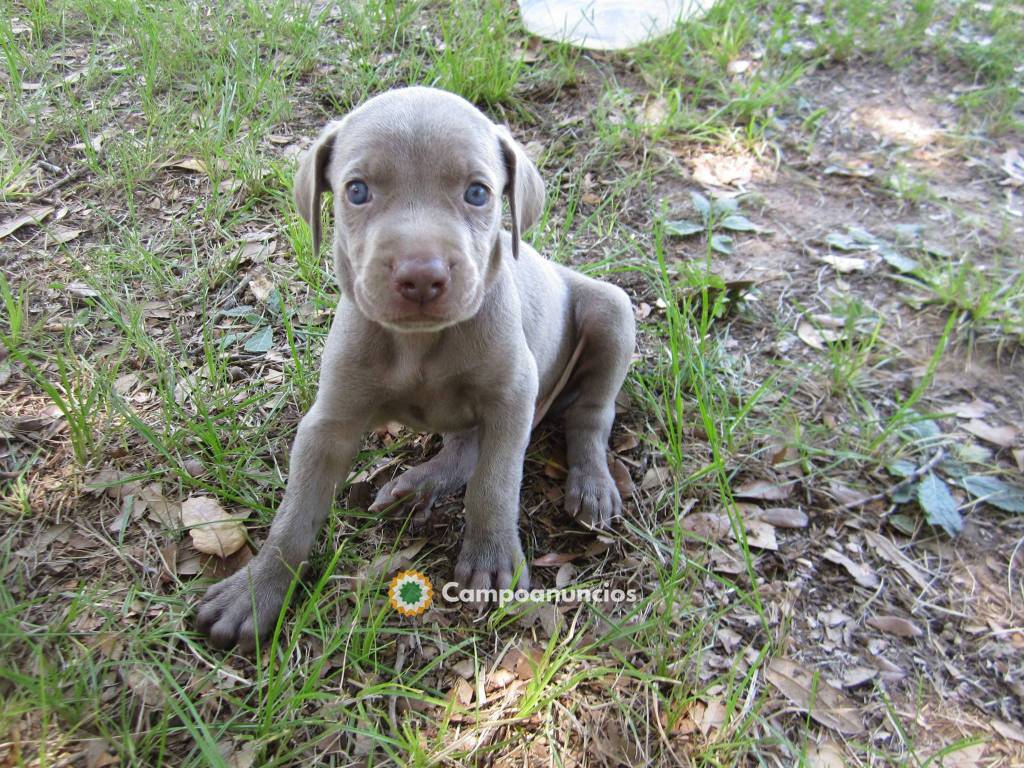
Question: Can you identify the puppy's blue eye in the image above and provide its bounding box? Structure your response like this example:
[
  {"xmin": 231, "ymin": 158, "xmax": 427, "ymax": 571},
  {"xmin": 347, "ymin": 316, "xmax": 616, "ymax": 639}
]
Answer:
[
  {"xmin": 464, "ymin": 182, "xmax": 490, "ymax": 206},
  {"xmin": 346, "ymin": 181, "xmax": 370, "ymax": 205}
]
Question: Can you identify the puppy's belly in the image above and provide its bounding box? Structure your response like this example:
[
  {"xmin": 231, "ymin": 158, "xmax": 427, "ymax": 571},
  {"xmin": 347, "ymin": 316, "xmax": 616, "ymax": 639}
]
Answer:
[{"xmin": 376, "ymin": 397, "xmax": 479, "ymax": 434}]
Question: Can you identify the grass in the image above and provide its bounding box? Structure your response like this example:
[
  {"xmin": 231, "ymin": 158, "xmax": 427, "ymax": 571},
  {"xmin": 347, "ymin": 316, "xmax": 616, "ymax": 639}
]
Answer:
[{"xmin": 2, "ymin": 0, "xmax": 1023, "ymax": 765}]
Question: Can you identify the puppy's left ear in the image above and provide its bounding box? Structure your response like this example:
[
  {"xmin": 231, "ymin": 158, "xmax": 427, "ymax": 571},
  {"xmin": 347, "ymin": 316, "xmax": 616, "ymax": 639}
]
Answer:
[
  {"xmin": 294, "ymin": 121, "xmax": 342, "ymax": 260},
  {"xmin": 496, "ymin": 126, "xmax": 544, "ymax": 259}
]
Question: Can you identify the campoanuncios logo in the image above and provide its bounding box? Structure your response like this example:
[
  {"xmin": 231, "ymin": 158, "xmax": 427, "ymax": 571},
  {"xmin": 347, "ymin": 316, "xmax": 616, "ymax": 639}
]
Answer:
[{"xmin": 388, "ymin": 570, "xmax": 433, "ymax": 616}]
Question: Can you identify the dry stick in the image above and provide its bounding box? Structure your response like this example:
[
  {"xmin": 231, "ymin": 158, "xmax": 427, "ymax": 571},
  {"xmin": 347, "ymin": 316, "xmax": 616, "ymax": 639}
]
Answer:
[
  {"xmin": 837, "ymin": 449, "xmax": 946, "ymax": 511},
  {"xmin": 29, "ymin": 167, "xmax": 88, "ymax": 202}
]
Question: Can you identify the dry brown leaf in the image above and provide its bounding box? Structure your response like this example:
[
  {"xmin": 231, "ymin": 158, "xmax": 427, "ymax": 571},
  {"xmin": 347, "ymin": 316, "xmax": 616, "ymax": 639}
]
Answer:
[
  {"xmin": 750, "ymin": 506, "xmax": 808, "ymax": 528},
  {"xmin": 962, "ymin": 419, "xmax": 1017, "ymax": 448},
  {"xmin": 734, "ymin": 479, "xmax": 794, "ymax": 501},
  {"xmin": 744, "ymin": 519, "xmax": 778, "ymax": 550},
  {"xmin": 532, "ymin": 551, "xmax": 579, "ymax": 567},
  {"xmin": 862, "ymin": 531, "xmax": 930, "ymax": 592},
  {"xmin": 124, "ymin": 669, "xmax": 165, "ymax": 708},
  {"xmin": 766, "ymin": 658, "xmax": 864, "ymax": 735},
  {"xmin": 67, "ymin": 281, "xmax": 100, "ymax": 298},
  {"xmin": 867, "ymin": 615, "xmax": 922, "ymax": 638},
  {"xmin": 822, "ymin": 548, "xmax": 880, "ymax": 589},
  {"xmin": 609, "ymin": 458, "xmax": 634, "ymax": 497},
  {"xmin": 680, "ymin": 512, "xmax": 731, "ymax": 540},
  {"xmin": 991, "ymin": 719, "xmax": 1024, "ymax": 743},
  {"xmin": 355, "ymin": 540, "xmax": 427, "ymax": 583},
  {"xmin": 840, "ymin": 666, "xmax": 877, "ymax": 688},
  {"xmin": 806, "ymin": 740, "xmax": 846, "ymax": 768},
  {"xmin": 555, "ymin": 562, "xmax": 576, "ymax": 589},
  {"xmin": 248, "ymin": 273, "xmax": 276, "ymax": 303},
  {"xmin": 0, "ymin": 205, "xmax": 54, "ymax": 239},
  {"xmin": 47, "ymin": 226, "xmax": 82, "ymax": 246},
  {"xmin": 641, "ymin": 464, "xmax": 670, "ymax": 490},
  {"xmin": 952, "ymin": 399, "xmax": 995, "ymax": 419},
  {"xmin": 181, "ymin": 496, "xmax": 248, "ymax": 558}
]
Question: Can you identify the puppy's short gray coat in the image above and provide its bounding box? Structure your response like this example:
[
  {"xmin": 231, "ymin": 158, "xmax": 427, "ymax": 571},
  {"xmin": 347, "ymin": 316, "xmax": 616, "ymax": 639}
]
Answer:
[{"xmin": 197, "ymin": 87, "xmax": 635, "ymax": 650}]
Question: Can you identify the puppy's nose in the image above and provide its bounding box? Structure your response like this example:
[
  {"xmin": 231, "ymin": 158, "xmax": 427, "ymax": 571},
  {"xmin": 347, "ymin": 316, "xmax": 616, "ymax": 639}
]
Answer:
[{"xmin": 392, "ymin": 256, "xmax": 450, "ymax": 304}]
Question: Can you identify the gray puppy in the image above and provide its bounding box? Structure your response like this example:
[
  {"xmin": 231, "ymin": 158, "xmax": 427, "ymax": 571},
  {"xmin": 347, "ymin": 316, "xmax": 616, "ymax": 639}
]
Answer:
[{"xmin": 196, "ymin": 87, "xmax": 635, "ymax": 650}]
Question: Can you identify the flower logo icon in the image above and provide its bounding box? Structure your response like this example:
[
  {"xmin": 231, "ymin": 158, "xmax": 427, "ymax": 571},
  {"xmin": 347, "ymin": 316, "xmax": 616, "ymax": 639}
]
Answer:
[{"xmin": 388, "ymin": 570, "xmax": 433, "ymax": 616}]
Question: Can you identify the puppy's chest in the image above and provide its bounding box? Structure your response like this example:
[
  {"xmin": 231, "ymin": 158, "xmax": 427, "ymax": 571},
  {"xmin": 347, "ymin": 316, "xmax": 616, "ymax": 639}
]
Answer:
[{"xmin": 376, "ymin": 363, "xmax": 482, "ymax": 432}]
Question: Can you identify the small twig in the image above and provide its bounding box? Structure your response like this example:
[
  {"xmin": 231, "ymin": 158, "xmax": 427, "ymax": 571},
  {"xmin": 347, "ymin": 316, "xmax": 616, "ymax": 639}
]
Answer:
[
  {"xmin": 29, "ymin": 167, "xmax": 88, "ymax": 202},
  {"xmin": 838, "ymin": 449, "xmax": 946, "ymax": 511}
]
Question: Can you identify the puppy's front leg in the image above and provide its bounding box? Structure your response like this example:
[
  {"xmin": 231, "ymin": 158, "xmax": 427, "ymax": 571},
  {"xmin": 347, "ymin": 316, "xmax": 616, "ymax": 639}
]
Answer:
[
  {"xmin": 455, "ymin": 370, "xmax": 537, "ymax": 593},
  {"xmin": 196, "ymin": 407, "xmax": 361, "ymax": 650}
]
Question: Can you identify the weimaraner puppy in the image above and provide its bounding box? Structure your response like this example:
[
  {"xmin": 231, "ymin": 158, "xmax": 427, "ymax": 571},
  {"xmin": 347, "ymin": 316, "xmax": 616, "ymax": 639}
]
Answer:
[{"xmin": 196, "ymin": 87, "xmax": 635, "ymax": 650}]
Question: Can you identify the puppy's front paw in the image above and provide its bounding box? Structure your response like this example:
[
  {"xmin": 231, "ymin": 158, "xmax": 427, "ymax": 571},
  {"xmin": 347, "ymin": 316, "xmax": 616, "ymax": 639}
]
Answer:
[
  {"xmin": 195, "ymin": 561, "xmax": 292, "ymax": 651},
  {"xmin": 454, "ymin": 536, "xmax": 529, "ymax": 593},
  {"xmin": 566, "ymin": 467, "xmax": 622, "ymax": 529}
]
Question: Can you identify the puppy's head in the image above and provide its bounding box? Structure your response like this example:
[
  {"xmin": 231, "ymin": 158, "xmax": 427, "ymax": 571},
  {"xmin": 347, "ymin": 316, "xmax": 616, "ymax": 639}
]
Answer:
[{"xmin": 294, "ymin": 87, "xmax": 544, "ymax": 332}]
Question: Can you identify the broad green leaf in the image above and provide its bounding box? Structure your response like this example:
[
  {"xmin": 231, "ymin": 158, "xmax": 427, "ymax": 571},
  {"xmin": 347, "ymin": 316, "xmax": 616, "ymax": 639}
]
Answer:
[
  {"xmin": 243, "ymin": 325, "xmax": 273, "ymax": 353},
  {"xmin": 711, "ymin": 196, "xmax": 738, "ymax": 216},
  {"xmin": 890, "ymin": 482, "xmax": 916, "ymax": 504},
  {"xmin": 848, "ymin": 227, "xmax": 878, "ymax": 245},
  {"xmin": 219, "ymin": 305, "xmax": 256, "ymax": 317},
  {"xmin": 962, "ymin": 475, "xmax": 1024, "ymax": 513},
  {"xmin": 721, "ymin": 214, "xmax": 759, "ymax": 232},
  {"xmin": 903, "ymin": 418, "xmax": 941, "ymax": 440},
  {"xmin": 917, "ymin": 473, "xmax": 962, "ymax": 536},
  {"xmin": 665, "ymin": 219, "xmax": 704, "ymax": 237},
  {"xmin": 690, "ymin": 191, "xmax": 711, "ymax": 221},
  {"xmin": 879, "ymin": 247, "xmax": 919, "ymax": 273},
  {"xmin": 710, "ymin": 234, "xmax": 734, "ymax": 255},
  {"xmin": 887, "ymin": 459, "xmax": 918, "ymax": 478},
  {"xmin": 825, "ymin": 232, "xmax": 863, "ymax": 251}
]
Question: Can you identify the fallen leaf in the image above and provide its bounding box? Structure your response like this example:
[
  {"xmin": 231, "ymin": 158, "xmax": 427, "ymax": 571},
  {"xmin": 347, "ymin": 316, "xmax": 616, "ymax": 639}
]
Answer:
[
  {"xmin": 609, "ymin": 458, "xmax": 634, "ymax": 498},
  {"xmin": 734, "ymin": 479, "xmax": 793, "ymax": 501},
  {"xmin": 806, "ymin": 739, "xmax": 846, "ymax": 768},
  {"xmin": 991, "ymin": 719, "xmax": 1024, "ymax": 743},
  {"xmin": 532, "ymin": 551, "xmax": 579, "ymax": 567},
  {"xmin": 765, "ymin": 658, "xmax": 864, "ymax": 735},
  {"xmin": 840, "ymin": 666, "xmax": 877, "ymax": 688},
  {"xmin": 867, "ymin": 615, "xmax": 922, "ymax": 638},
  {"xmin": 962, "ymin": 419, "xmax": 1017, "ymax": 448},
  {"xmin": 67, "ymin": 281, "xmax": 100, "ymax": 298},
  {"xmin": 862, "ymin": 531, "xmax": 930, "ymax": 592},
  {"xmin": 750, "ymin": 507, "xmax": 808, "ymax": 528},
  {"xmin": 821, "ymin": 254, "xmax": 869, "ymax": 272},
  {"xmin": 555, "ymin": 562, "xmax": 576, "ymax": 589},
  {"xmin": 822, "ymin": 548, "xmax": 879, "ymax": 589},
  {"xmin": 952, "ymin": 399, "xmax": 995, "ymax": 419},
  {"xmin": 744, "ymin": 519, "xmax": 778, "ymax": 550},
  {"xmin": 917, "ymin": 472, "xmax": 963, "ymax": 536},
  {"xmin": 0, "ymin": 205, "xmax": 54, "ymax": 239},
  {"xmin": 124, "ymin": 669, "xmax": 165, "ymax": 708},
  {"xmin": 248, "ymin": 274, "xmax": 276, "ymax": 303},
  {"xmin": 180, "ymin": 497, "xmax": 248, "ymax": 558},
  {"xmin": 354, "ymin": 540, "xmax": 427, "ymax": 583},
  {"xmin": 47, "ymin": 226, "xmax": 82, "ymax": 246}
]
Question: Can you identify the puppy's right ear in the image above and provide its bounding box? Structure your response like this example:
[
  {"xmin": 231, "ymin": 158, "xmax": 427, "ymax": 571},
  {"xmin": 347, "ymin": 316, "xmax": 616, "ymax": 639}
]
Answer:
[{"xmin": 294, "ymin": 122, "xmax": 341, "ymax": 260}]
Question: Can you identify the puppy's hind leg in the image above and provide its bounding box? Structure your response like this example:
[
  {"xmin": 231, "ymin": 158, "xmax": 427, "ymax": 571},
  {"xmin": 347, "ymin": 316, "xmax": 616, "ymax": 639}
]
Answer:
[
  {"xmin": 563, "ymin": 278, "xmax": 636, "ymax": 528},
  {"xmin": 369, "ymin": 428, "xmax": 479, "ymax": 526}
]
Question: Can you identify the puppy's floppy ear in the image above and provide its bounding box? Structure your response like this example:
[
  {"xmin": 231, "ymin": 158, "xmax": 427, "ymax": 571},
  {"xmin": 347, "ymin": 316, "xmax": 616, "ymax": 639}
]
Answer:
[
  {"xmin": 294, "ymin": 121, "xmax": 342, "ymax": 260},
  {"xmin": 496, "ymin": 125, "xmax": 544, "ymax": 259}
]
